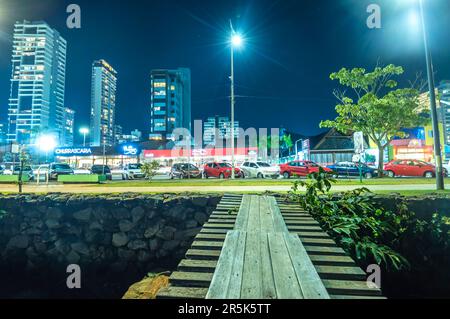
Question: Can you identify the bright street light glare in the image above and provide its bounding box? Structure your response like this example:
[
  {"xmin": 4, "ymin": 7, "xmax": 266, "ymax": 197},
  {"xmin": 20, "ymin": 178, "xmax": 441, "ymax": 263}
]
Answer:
[
  {"xmin": 408, "ymin": 10, "xmax": 420, "ymax": 30},
  {"xmin": 79, "ymin": 127, "xmax": 89, "ymax": 134},
  {"xmin": 36, "ymin": 135, "xmax": 57, "ymax": 152},
  {"xmin": 231, "ymin": 34, "xmax": 243, "ymax": 47}
]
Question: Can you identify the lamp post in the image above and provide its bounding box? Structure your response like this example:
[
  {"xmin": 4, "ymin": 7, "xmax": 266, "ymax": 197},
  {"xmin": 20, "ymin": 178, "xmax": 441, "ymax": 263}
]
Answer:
[
  {"xmin": 79, "ymin": 127, "xmax": 89, "ymax": 147},
  {"xmin": 230, "ymin": 22, "xmax": 243, "ymax": 179},
  {"xmin": 418, "ymin": 0, "xmax": 444, "ymax": 190}
]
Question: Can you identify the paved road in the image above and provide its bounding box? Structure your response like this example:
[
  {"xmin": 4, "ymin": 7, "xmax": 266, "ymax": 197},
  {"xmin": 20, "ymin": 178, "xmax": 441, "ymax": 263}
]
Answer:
[{"xmin": 0, "ymin": 183, "xmax": 440, "ymax": 194}]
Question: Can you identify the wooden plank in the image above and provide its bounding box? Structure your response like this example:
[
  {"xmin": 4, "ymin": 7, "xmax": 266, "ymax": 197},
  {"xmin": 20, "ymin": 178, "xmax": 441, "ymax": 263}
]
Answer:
[
  {"xmin": 309, "ymin": 255, "xmax": 355, "ymax": 266},
  {"xmin": 195, "ymin": 233, "xmax": 226, "ymax": 241},
  {"xmin": 246, "ymin": 195, "xmax": 261, "ymax": 233},
  {"xmin": 295, "ymin": 232, "xmax": 331, "ymax": 239},
  {"xmin": 157, "ymin": 286, "xmax": 208, "ymax": 299},
  {"xmin": 267, "ymin": 197, "xmax": 289, "ymax": 232},
  {"xmin": 315, "ymin": 265, "xmax": 366, "ymax": 281},
  {"xmin": 322, "ymin": 279, "xmax": 382, "ymax": 296},
  {"xmin": 284, "ymin": 233, "xmax": 330, "ymax": 299},
  {"xmin": 170, "ymin": 271, "xmax": 213, "ymax": 287},
  {"xmin": 301, "ymin": 238, "xmax": 339, "ymax": 247},
  {"xmin": 186, "ymin": 249, "xmax": 221, "ymax": 260},
  {"xmin": 203, "ymin": 223, "xmax": 234, "ymax": 229},
  {"xmin": 268, "ymin": 232, "xmax": 303, "ymax": 299},
  {"xmin": 200, "ymin": 228, "xmax": 228, "ymax": 234},
  {"xmin": 178, "ymin": 259, "xmax": 217, "ymax": 273},
  {"xmin": 191, "ymin": 241, "xmax": 223, "ymax": 250},
  {"xmin": 234, "ymin": 195, "xmax": 251, "ymax": 230},
  {"xmin": 241, "ymin": 231, "xmax": 263, "ymax": 299},
  {"xmin": 304, "ymin": 245, "xmax": 347, "ymax": 256},
  {"xmin": 260, "ymin": 231, "xmax": 277, "ymax": 299},
  {"xmin": 285, "ymin": 225, "xmax": 323, "ymax": 232},
  {"xmin": 226, "ymin": 231, "xmax": 247, "ymax": 299},
  {"xmin": 206, "ymin": 231, "xmax": 246, "ymax": 299}
]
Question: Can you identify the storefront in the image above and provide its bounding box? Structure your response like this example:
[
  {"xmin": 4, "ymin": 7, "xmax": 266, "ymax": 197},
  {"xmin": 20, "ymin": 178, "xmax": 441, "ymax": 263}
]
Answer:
[
  {"xmin": 143, "ymin": 147, "xmax": 259, "ymax": 167},
  {"xmin": 54, "ymin": 144, "xmax": 141, "ymax": 168},
  {"xmin": 391, "ymin": 139, "xmax": 434, "ymax": 163}
]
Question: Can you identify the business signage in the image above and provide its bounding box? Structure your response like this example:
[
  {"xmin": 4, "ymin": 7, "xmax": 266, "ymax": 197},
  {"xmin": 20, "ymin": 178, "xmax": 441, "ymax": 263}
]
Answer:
[
  {"xmin": 302, "ymin": 140, "xmax": 310, "ymax": 151},
  {"xmin": 143, "ymin": 147, "xmax": 259, "ymax": 159},
  {"xmin": 54, "ymin": 147, "xmax": 92, "ymax": 157},
  {"xmin": 120, "ymin": 144, "xmax": 140, "ymax": 156}
]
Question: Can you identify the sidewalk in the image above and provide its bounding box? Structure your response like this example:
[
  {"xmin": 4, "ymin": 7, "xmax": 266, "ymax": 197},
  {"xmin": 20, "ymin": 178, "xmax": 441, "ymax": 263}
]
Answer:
[{"xmin": 0, "ymin": 183, "xmax": 439, "ymax": 194}]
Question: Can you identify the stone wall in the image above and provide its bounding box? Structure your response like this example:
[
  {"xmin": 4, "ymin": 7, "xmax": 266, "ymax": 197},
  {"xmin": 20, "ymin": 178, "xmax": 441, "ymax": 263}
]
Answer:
[{"xmin": 0, "ymin": 193, "xmax": 221, "ymax": 298}]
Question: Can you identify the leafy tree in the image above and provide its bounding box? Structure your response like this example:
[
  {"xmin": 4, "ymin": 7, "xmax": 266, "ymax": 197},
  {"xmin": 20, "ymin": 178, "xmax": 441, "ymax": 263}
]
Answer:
[
  {"xmin": 320, "ymin": 64, "xmax": 427, "ymax": 177},
  {"xmin": 141, "ymin": 161, "xmax": 160, "ymax": 180},
  {"xmin": 281, "ymin": 133, "xmax": 294, "ymax": 156}
]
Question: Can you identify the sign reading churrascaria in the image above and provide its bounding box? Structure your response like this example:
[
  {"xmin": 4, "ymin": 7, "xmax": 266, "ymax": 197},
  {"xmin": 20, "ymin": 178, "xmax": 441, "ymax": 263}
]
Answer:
[{"xmin": 54, "ymin": 147, "xmax": 93, "ymax": 157}]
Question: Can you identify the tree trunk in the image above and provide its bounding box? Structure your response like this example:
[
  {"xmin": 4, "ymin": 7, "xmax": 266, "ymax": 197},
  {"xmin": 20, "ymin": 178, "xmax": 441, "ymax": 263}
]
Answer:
[{"xmin": 378, "ymin": 146, "xmax": 385, "ymax": 178}]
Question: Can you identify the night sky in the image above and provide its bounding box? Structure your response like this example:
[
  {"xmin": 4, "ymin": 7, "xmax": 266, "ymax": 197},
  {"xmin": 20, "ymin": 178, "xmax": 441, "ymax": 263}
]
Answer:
[{"xmin": 0, "ymin": 0, "xmax": 449, "ymax": 143}]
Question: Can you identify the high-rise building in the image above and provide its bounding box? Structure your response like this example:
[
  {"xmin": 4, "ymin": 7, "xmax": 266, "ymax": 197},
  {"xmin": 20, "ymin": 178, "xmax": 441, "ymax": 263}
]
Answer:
[
  {"xmin": 90, "ymin": 60, "xmax": 117, "ymax": 147},
  {"xmin": 204, "ymin": 116, "xmax": 240, "ymax": 145},
  {"xmin": 7, "ymin": 20, "xmax": 67, "ymax": 144},
  {"xmin": 0, "ymin": 124, "xmax": 6, "ymax": 145},
  {"xmin": 149, "ymin": 68, "xmax": 191, "ymax": 141},
  {"xmin": 438, "ymin": 81, "xmax": 450, "ymax": 145},
  {"xmin": 113, "ymin": 124, "xmax": 122, "ymax": 145},
  {"xmin": 62, "ymin": 107, "xmax": 75, "ymax": 146}
]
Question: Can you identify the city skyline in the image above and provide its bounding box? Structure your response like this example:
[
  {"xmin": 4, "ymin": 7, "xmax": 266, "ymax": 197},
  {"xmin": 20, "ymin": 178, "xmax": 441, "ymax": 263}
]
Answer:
[{"xmin": 0, "ymin": 0, "xmax": 449, "ymax": 143}]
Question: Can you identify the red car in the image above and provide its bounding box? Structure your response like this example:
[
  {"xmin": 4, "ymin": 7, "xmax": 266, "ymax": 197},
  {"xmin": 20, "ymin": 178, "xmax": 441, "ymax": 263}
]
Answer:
[
  {"xmin": 279, "ymin": 160, "xmax": 332, "ymax": 179},
  {"xmin": 203, "ymin": 162, "xmax": 242, "ymax": 179},
  {"xmin": 384, "ymin": 160, "xmax": 446, "ymax": 178}
]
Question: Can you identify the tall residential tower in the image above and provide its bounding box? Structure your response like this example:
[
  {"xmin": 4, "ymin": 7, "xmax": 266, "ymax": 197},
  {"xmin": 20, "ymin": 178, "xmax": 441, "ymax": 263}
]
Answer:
[
  {"xmin": 90, "ymin": 60, "xmax": 117, "ymax": 147},
  {"xmin": 7, "ymin": 20, "xmax": 67, "ymax": 144},
  {"xmin": 149, "ymin": 68, "xmax": 191, "ymax": 141}
]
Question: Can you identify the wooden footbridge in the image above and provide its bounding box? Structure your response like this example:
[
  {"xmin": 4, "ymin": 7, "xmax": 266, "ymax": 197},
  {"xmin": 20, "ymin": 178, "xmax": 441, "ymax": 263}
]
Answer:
[{"xmin": 157, "ymin": 194, "xmax": 384, "ymax": 299}]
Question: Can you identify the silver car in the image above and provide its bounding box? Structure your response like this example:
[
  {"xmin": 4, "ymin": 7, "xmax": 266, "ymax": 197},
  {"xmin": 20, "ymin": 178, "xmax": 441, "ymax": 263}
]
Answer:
[{"xmin": 240, "ymin": 161, "xmax": 280, "ymax": 179}]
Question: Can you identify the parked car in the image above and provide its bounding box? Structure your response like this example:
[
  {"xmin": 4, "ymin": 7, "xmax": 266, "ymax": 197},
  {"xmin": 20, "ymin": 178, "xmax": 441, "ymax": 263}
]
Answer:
[
  {"xmin": 384, "ymin": 160, "xmax": 447, "ymax": 178},
  {"xmin": 326, "ymin": 162, "xmax": 377, "ymax": 179},
  {"xmin": 170, "ymin": 163, "xmax": 202, "ymax": 179},
  {"xmin": 442, "ymin": 160, "xmax": 450, "ymax": 177},
  {"xmin": 31, "ymin": 164, "xmax": 50, "ymax": 181},
  {"xmin": 3, "ymin": 165, "xmax": 34, "ymax": 180},
  {"xmin": 90, "ymin": 165, "xmax": 112, "ymax": 180},
  {"xmin": 240, "ymin": 161, "xmax": 280, "ymax": 179},
  {"xmin": 110, "ymin": 166, "xmax": 129, "ymax": 180},
  {"xmin": 203, "ymin": 162, "xmax": 242, "ymax": 179},
  {"xmin": 156, "ymin": 165, "xmax": 171, "ymax": 176},
  {"xmin": 279, "ymin": 160, "xmax": 332, "ymax": 179},
  {"xmin": 123, "ymin": 163, "xmax": 145, "ymax": 179},
  {"xmin": 48, "ymin": 163, "xmax": 74, "ymax": 180}
]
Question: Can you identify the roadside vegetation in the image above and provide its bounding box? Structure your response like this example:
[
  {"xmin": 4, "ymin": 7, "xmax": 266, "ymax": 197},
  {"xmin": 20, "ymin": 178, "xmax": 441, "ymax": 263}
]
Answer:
[{"xmin": 288, "ymin": 168, "xmax": 450, "ymax": 297}]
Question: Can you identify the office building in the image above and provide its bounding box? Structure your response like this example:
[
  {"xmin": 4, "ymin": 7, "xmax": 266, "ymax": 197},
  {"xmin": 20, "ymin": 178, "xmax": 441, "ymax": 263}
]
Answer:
[
  {"xmin": 90, "ymin": 60, "xmax": 117, "ymax": 147},
  {"xmin": 7, "ymin": 20, "xmax": 67, "ymax": 144},
  {"xmin": 149, "ymin": 68, "xmax": 191, "ymax": 141},
  {"xmin": 438, "ymin": 81, "xmax": 450, "ymax": 146},
  {"xmin": 204, "ymin": 116, "xmax": 240, "ymax": 145},
  {"xmin": 62, "ymin": 107, "xmax": 75, "ymax": 146}
]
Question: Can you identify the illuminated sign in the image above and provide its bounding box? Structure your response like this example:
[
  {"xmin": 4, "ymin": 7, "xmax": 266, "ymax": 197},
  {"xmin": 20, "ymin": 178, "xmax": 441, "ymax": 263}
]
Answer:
[
  {"xmin": 54, "ymin": 147, "xmax": 92, "ymax": 157},
  {"xmin": 121, "ymin": 144, "xmax": 139, "ymax": 156}
]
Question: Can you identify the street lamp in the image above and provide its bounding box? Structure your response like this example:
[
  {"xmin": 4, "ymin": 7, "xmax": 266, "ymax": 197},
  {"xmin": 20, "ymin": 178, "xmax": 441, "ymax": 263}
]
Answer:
[
  {"xmin": 416, "ymin": 0, "xmax": 445, "ymax": 190},
  {"xmin": 36, "ymin": 134, "xmax": 57, "ymax": 163},
  {"xmin": 230, "ymin": 22, "xmax": 243, "ymax": 179},
  {"xmin": 79, "ymin": 127, "xmax": 89, "ymax": 147}
]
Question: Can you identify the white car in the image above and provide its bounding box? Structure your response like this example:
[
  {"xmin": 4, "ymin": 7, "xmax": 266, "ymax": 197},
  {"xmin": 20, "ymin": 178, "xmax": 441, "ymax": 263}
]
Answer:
[
  {"xmin": 240, "ymin": 161, "xmax": 280, "ymax": 179},
  {"xmin": 156, "ymin": 165, "xmax": 171, "ymax": 176},
  {"xmin": 123, "ymin": 163, "xmax": 145, "ymax": 179},
  {"xmin": 443, "ymin": 160, "xmax": 450, "ymax": 177}
]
